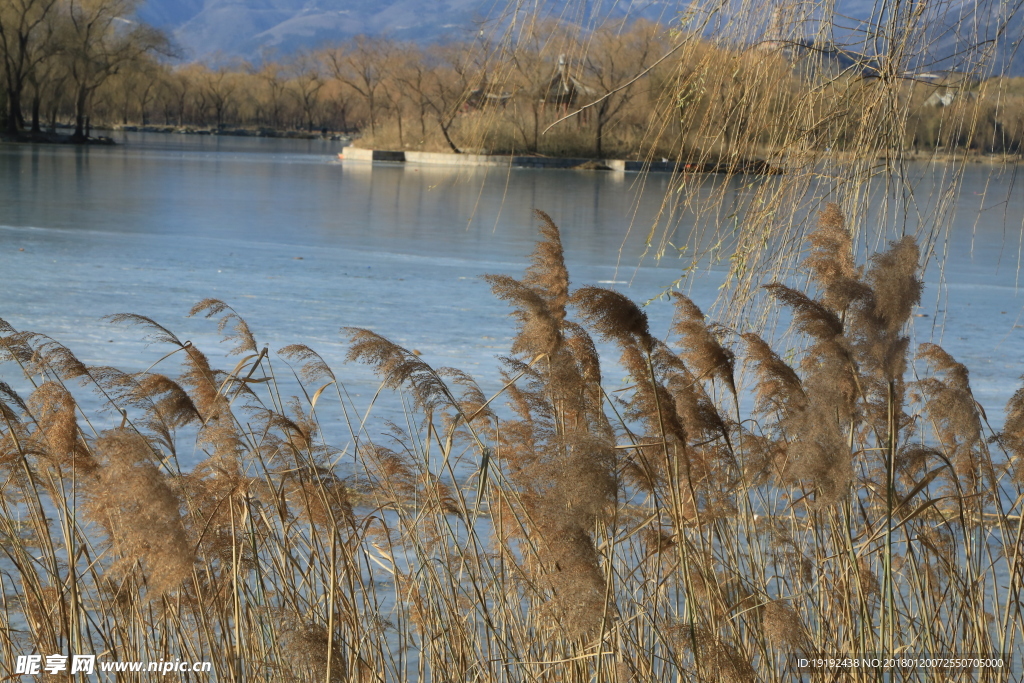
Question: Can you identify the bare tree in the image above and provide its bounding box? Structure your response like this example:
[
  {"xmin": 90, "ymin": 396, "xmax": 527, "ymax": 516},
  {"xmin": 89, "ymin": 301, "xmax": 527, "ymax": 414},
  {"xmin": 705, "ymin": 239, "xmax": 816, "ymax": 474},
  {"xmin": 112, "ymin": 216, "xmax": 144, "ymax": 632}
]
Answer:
[
  {"xmin": 60, "ymin": 0, "xmax": 168, "ymax": 140},
  {"xmin": 164, "ymin": 65, "xmax": 195, "ymax": 126},
  {"xmin": 107, "ymin": 55, "xmax": 159, "ymax": 124},
  {"xmin": 583, "ymin": 19, "xmax": 666, "ymax": 157},
  {"xmin": 323, "ymin": 36, "xmax": 391, "ymax": 138},
  {"xmin": 392, "ymin": 45, "xmax": 430, "ymax": 140},
  {"xmin": 197, "ymin": 64, "xmax": 238, "ymax": 128},
  {"xmin": 23, "ymin": 8, "xmax": 63, "ymax": 133},
  {"xmin": 0, "ymin": 0, "xmax": 60, "ymax": 134},
  {"xmin": 258, "ymin": 61, "xmax": 288, "ymax": 129},
  {"xmin": 418, "ymin": 43, "xmax": 483, "ymax": 153},
  {"xmin": 288, "ymin": 50, "xmax": 324, "ymax": 132},
  {"xmin": 508, "ymin": 19, "xmax": 578, "ymax": 151},
  {"xmin": 321, "ymin": 79, "xmax": 351, "ymax": 133}
]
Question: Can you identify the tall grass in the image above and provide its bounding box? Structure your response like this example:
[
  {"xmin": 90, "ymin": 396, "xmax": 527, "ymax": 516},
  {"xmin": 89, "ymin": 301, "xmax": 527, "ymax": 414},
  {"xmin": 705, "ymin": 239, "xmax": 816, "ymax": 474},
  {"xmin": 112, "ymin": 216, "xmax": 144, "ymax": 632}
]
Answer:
[{"xmin": 1, "ymin": 208, "xmax": 1021, "ymax": 681}]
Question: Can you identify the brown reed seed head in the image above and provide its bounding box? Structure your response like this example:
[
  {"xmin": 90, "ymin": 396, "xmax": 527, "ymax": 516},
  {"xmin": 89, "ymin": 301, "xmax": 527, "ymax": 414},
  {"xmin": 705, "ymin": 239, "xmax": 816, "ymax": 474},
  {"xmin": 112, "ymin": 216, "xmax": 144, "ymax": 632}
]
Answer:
[
  {"xmin": 437, "ymin": 365, "xmax": 493, "ymax": 425},
  {"xmin": 740, "ymin": 333, "xmax": 805, "ymax": 414},
  {"xmin": 660, "ymin": 344, "xmax": 727, "ymax": 441},
  {"xmin": 86, "ymin": 430, "xmax": 194, "ymax": 597},
  {"xmin": 0, "ymin": 318, "xmax": 32, "ymax": 365},
  {"xmin": 763, "ymin": 284, "xmax": 844, "ymax": 343},
  {"xmin": 27, "ymin": 381, "xmax": 95, "ymax": 472},
  {"xmin": 761, "ymin": 600, "xmax": 806, "ymax": 651},
  {"xmin": 278, "ymin": 344, "xmax": 337, "ymax": 383},
  {"xmin": 842, "ymin": 235, "xmax": 922, "ymax": 384},
  {"xmin": 864, "ymin": 236, "xmax": 922, "ymax": 335},
  {"xmin": 915, "ymin": 343, "xmax": 984, "ymax": 491},
  {"xmin": 764, "ymin": 256, "xmax": 870, "ymax": 506},
  {"xmin": 179, "ymin": 344, "xmax": 225, "ymax": 421},
  {"xmin": 485, "ymin": 274, "xmax": 563, "ymax": 358},
  {"xmin": 28, "ymin": 338, "xmax": 89, "ymax": 381},
  {"xmin": 554, "ymin": 436, "xmax": 617, "ymax": 517},
  {"xmin": 562, "ymin": 320, "xmax": 602, "ymax": 385},
  {"xmin": 570, "ymin": 286, "xmax": 654, "ymax": 353},
  {"xmin": 0, "ymin": 383, "xmax": 29, "ymax": 472},
  {"xmin": 345, "ymin": 328, "xmax": 459, "ymax": 412},
  {"xmin": 479, "ymin": 216, "xmax": 625, "ymax": 642},
  {"xmin": 522, "ymin": 209, "xmax": 570, "ymax": 322},
  {"xmin": 288, "ymin": 472, "xmax": 355, "ymax": 529},
  {"xmin": 895, "ymin": 443, "xmax": 936, "ymax": 480},
  {"xmin": 670, "ymin": 293, "xmax": 736, "ymax": 397},
  {"xmin": 0, "ymin": 380, "xmax": 27, "ymax": 422},
  {"xmin": 917, "ymin": 342, "xmax": 970, "ymax": 391},
  {"xmin": 857, "ymin": 557, "xmax": 880, "ymax": 597},
  {"xmin": 1002, "ymin": 382, "xmax": 1024, "ymax": 483},
  {"xmin": 805, "ymin": 203, "xmax": 867, "ymax": 312},
  {"xmin": 675, "ymin": 626, "xmax": 756, "ymax": 682},
  {"xmin": 282, "ymin": 619, "xmax": 347, "ymax": 682},
  {"xmin": 784, "ymin": 397, "xmax": 853, "ymax": 507},
  {"xmin": 105, "ymin": 313, "xmax": 185, "ymax": 347},
  {"xmin": 189, "ymin": 298, "xmax": 258, "ymax": 356},
  {"xmin": 533, "ymin": 515, "xmax": 608, "ymax": 640},
  {"xmin": 133, "ymin": 374, "xmax": 201, "ymax": 429}
]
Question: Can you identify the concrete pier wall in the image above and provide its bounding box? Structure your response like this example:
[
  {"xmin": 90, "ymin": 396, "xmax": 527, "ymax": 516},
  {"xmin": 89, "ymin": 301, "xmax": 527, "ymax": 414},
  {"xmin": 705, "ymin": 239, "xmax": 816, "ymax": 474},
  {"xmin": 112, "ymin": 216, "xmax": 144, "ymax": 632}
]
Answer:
[{"xmin": 338, "ymin": 147, "xmax": 778, "ymax": 175}]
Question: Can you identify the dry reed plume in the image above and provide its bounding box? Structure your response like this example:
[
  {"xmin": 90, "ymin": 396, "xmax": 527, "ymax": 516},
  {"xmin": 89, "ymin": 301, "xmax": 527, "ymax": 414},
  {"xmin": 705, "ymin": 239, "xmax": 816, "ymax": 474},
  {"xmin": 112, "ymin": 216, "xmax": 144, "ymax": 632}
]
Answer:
[{"xmin": 0, "ymin": 207, "xmax": 1022, "ymax": 682}]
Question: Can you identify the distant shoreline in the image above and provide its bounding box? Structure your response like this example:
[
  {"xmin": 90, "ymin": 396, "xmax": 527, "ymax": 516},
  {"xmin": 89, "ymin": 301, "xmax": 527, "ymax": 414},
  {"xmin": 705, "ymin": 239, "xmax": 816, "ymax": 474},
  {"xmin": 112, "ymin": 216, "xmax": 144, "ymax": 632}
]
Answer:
[
  {"xmin": 902, "ymin": 150, "xmax": 1023, "ymax": 165},
  {"xmin": 112, "ymin": 124, "xmax": 349, "ymax": 142},
  {"xmin": 0, "ymin": 129, "xmax": 116, "ymax": 145},
  {"xmin": 4, "ymin": 125, "xmax": 1020, "ymax": 167},
  {"xmin": 341, "ymin": 146, "xmax": 1022, "ymax": 173},
  {"xmin": 339, "ymin": 146, "xmax": 783, "ymax": 174}
]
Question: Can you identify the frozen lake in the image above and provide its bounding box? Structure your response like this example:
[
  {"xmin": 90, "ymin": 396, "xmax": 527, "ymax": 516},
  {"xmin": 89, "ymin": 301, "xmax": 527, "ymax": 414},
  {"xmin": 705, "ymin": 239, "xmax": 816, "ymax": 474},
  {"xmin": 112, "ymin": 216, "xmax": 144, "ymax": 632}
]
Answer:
[
  {"xmin": 3, "ymin": 132, "xmax": 1024, "ymax": 678},
  {"xmin": 1, "ymin": 133, "xmax": 1023, "ymax": 466}
]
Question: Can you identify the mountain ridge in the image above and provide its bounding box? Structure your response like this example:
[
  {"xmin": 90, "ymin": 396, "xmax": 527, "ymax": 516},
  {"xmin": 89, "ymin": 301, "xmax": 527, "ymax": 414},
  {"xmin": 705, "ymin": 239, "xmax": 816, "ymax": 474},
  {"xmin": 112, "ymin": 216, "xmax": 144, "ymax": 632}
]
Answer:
[
  {"xmin": 137, "ymin": 1, "xmax": 683, "ymax": 61},
  {"xmin": 138, "ymin": 0, "xmax": 1022, "ymax": 76}
]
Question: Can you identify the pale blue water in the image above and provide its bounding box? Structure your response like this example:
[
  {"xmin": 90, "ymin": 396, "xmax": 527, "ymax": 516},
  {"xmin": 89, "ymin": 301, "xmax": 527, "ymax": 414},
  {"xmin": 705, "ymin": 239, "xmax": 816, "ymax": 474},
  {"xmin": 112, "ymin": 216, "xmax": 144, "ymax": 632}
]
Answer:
[
  {"xmin": 0, "ymin": 134, "xmax": 719, "ymax": 453},
  {"xmin": 1, "ymin": 133, "xmax": 1023, "ymax": 459},
  {"xmin": 3, "ymin": 133, "xmax": 1024, "ymax": 677}
]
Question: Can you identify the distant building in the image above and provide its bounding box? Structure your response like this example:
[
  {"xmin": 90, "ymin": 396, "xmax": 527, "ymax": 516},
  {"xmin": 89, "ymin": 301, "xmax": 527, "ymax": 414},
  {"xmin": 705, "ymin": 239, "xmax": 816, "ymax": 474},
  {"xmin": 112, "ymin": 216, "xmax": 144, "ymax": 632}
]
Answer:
[
  {"xmin": 538, "ymin": 55, "xmax": 596, "ymax": 108},
  {"xmin": 463, "ymin": 87, "xmax": 512, "ymax": 112},
  {"xmin": 923, "ymin": 89, "xmax": 977, "ymax": 107}
]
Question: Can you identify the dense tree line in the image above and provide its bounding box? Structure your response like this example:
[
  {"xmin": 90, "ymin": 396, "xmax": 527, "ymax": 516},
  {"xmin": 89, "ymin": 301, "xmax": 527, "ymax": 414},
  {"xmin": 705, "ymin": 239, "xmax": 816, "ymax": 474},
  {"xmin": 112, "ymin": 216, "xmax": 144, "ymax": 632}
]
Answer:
[
  {"xmin": 2, "ymin": 3, "xmax": 1022, "ymax": 156},
  {"xmin": 0, "ymin": 0, "xmax": 167, "ymax": 139}
]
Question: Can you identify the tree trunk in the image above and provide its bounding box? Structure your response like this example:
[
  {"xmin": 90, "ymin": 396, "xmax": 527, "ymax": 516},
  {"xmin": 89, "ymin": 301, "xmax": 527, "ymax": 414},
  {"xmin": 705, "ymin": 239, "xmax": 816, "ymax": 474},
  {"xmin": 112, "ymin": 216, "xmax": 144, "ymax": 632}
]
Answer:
[
  {"xmin": 595, "ymin": 100, "xmax": 611, "ymax": 158},
  {"xmin": 439, "ymin": 118, "xmax": 460, "ymax": 153},
  {"xmin": 7, "ymin": 86, "xmax": 22, "ymax": 135},
  {"xmin": 532, "ymin": 104, "xmax": 539, "ymax": 151},
  {"xmin": 31, "ymin": 94, "xmax": 41, "ymax": 133},
  {"xmin": 15, "ymin": 103, "xmax": 26, "ymax": 130},
  {"xmin": 73, "ymin": 86, "xmax": 89, "ymax": 141}
]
